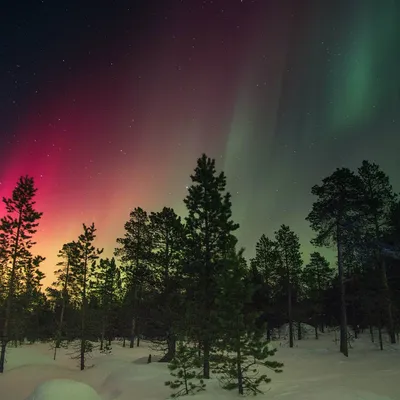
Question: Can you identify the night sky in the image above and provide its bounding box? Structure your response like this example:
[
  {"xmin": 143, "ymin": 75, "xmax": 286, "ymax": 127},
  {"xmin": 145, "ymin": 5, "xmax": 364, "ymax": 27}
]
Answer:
[{"xmin": 1, "ymin": 0, "xmax": 399, "ymax": 285}]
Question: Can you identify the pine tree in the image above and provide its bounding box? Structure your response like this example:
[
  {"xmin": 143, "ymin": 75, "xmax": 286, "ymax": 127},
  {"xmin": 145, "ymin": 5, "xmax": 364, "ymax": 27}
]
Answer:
[
  {"xmin": 71, "ymin": 223, "xmax": 102, "ymax": 370},
  {"xmin": 51, "ymin": 242, "xmax": 79, "ymax": 359},
  {"xmin": 306, "ymin": 168, "xmax": 364, "ymax": 357},
  {"xmin": 340, "ymin": 225, "xmax": 371, "ymax": 340},
  {"xmin": 214, "ymin": 249, "xmax": 283, "ymax": 395},
  {"xmin": 252, "ymin": 235, "xmax": 279, "ymax": 340},
  {"xmin": 8, "ymin": 255, "xmax": 45, "ymax": 346},
  {"xmin": 358, "ymin": 160, "xmax": 397, "ymax": 343},
  {"xmin": 356, "ymin": 257, "xmax": 382, "ymax": 347},
  {"xmin": 274, "ymin": 225, "xmax": 302, "ymax": 348},
  {"xmin": 165, "ymin": 341, "xmax": 206, "ymax": 398},
  {"xmin": 0, "ymin": 242, "xmax": 8, "ymax": 302},
  {"xmin": 20, "ymin": 255, "xmax": 46, "ymax": 343},
  {"xmin": 302, "ymin": 252, "xmax": 333, "ymax": 338},
  {"xmin": 115, "ymin": 207, "xmax": 153, "ymax": 348},
  {"xmin": 0, "ymin": 176, "xmax": 43, "ymax": 373},
  {"xmin": 149, "ymin": 207, "xmax": 185, "ymax": 362},
  {"xmin": 184, "ymin": 154, "xmax": 239, "ymax": 379},
  {"xmin": 388, "ymin": 200, "xmax": 400, "ymax": 240},
  {"xmin": 91, "ymin": 257, "xmax": 121, "ymax": 351}
]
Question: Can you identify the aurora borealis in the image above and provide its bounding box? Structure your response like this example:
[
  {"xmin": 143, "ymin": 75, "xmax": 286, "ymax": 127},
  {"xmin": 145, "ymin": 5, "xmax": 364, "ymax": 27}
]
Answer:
[{"xmin": 1, "ymin": 0, "xmax": 399, "ymax": 286}]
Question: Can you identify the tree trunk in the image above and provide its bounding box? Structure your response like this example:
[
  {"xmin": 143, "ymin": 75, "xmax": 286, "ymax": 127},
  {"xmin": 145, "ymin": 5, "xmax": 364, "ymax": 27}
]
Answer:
[
  {"xmin": 380, "ymin": 259, "xmax": 396, "ymax": 344},
  {"xmin": 266, "ymin": 327, "xmax": 271, "ymax": 342},
  {"xmin": 100, "ymin": 319, "xmax": 105, "ymax": 351},
  {"xmin": 135, "ymin": 285, "xmax": 142, "ymax": 348},
  {"xmin": 80, "ymin": 322, "xmax": 85, "ymax": 369},
  {"xmin": 297, "ymin": 321, "xmax": 302, "ymax": 341},
  {"xmin": 337, "ymin": 232, "xmax": 348, "ymax": 357},
  {"xmin": 135, "ymin": 314, "xmax": 140, "ymax": 347},
  {"xmin": 373, "ymin": 214, "xmax": 396, "ymax": 344},
  {"xmin": 54, "ymin": 304, "xmax": 65, "ymax": 348},
  {"xmin": 351, "ymin": 301, "xmax": 358, "ymax": 339},
  {"xmin": 80, "ymin": 258, "xmax": 88, "ymax": 371},
  {"xmin": 80, "ymin": 298, "xmax": 86, "ymax": 370},
  {"xmin": 159, "ymin": 332, "xmax": 176, "ymax": 362},
  {"xmin": 236, "ymin": 339, "xmax": 243, "ymax": 395},
  {"xmin": 184, "ymin": 368, "xmax": 189, "ymax": 395},
  {"xmin": 0, "ymin": 215, "xmax": 22, "ymax": 373},
  {"xmin": 130, "ymin": 284, "xmax": 138, "ymax": 348},
  {"xmin": 54, "ymin": 295, "xmax": 67, "ymax": 360},
  {"xmin": 288, "ymin": 282, "xmax": 294, "ymax": 348},
  {"xmin": 378, "ymin": 318, "xmax": 383, "ymax": 351},
  {"xmin": 130, "ymin": 317, "xmax": 136, "ymax": 348},
  {"xmin": 202, "ymin": 207, "xmax": 212, "ymax": 380},
  {"xmin": 0, "ymin": 341, "xmax": 7, "ymax": 374},
  {"xmin": 54, "ymin": 256, "xmax": 71, "ymax": 360},
  {"xmin": 369, "ymin": 325, "xmax": 374, "ymax": 343},
  {"xmin": 316, "ymin": 268, "xmax": 323, "ymax": 337},
  {"xmin": 203, "ymin": 339, "xmax": 210, "ymax": 379}
]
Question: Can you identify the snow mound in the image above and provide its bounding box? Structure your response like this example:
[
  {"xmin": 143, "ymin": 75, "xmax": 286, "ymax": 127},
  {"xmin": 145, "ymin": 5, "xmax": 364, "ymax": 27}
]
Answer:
[
  {"xmin": 26, "ymin": 379, "xmax": 101, "ymax": 400},
  {"xmin": 100, "ymin": 361, "xmax": 170, "ymax": 399},
  {"xmin": 281, "ymin": 387, "xmax": 395, "ymax": 400}
]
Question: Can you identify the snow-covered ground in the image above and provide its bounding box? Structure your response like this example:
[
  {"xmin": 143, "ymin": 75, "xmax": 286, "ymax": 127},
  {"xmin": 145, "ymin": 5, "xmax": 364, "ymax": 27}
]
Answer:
[{"xmin": 0, "ymin": 327, "xmax": 399, "ymax": 400}]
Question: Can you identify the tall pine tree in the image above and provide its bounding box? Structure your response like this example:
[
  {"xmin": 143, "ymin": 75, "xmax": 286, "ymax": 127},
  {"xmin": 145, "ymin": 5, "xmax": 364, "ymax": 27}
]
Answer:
[
  {"xmin": 0, "ymin": 176, "xmax": 43, "ymax": 373},
  {"xmin": 184, "ymin": 154, "xmax": 239, "ymax": 379},
  {"xmin": 20, "ymin": 255, "xmax": 46, "ymax": 343},
  {"xmin": 214, "ymin": 249, "xmax": 283, "ymax": 395},
  {"xmin": 91, "ymin": 257, "xmax": 121, "ymax": 351},
  {"xmin": 358, "ymin": 160, "xmax": 397, "ymax": 343},
  {"xmin": 72, "ymin": 223, "xmax": 102, "ymax": 370},
  {"xmin": 306, "ymin": 168, "xmax": 364, "ymax": 357},
  {"xmin": 302, "ymin": 252, "xmax": 333, "ymax": 338},
  {"xmin": 252, "ymin": 234, "xmax": 279, "ymax": 340},
  {"xmin": 51, "ymin": 242, "xmax": 79, "ymax": 359},
  {"xmin": 149, "ymin": 207, "xmax": 185, "ymax": 362},
  {"xmin": 115, "ymin": 207, "xmax": 153, "ymax": 348},
  {"xmin": 274, "ymin": 225, "xmax": 302, "ymax": 348}
]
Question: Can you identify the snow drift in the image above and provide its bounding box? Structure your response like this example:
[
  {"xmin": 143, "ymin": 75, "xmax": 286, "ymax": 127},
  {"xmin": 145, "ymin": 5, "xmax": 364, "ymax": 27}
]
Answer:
[
  {"xmin": 0, "ymin": 330, "xmax": 399, "ymax": 400},
  {"xmin": 26, "ymin": 379, "xmax": 101, "ymax": 400}
]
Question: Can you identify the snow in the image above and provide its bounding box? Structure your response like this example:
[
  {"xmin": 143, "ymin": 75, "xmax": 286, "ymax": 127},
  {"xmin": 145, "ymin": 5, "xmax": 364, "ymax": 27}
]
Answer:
[
  {"xmin": 273, "ymin": 322, "xmax": 317, "ymax": 340},
  {"xmin": 0, "ymin": 328, "xmax": 399, "ymax": 400},
  {"xmin": 26, "ymin": 379, "xmax": 101, "ymax": 400}
]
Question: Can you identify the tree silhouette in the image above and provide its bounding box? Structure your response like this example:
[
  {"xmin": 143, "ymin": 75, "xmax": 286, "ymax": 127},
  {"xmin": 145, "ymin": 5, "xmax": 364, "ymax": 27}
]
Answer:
[
  {"xmin": 0, "ymin": 176, "xmax": 43, "ymax": 373},
  {"xmin": 306, "ymin": 168, "xmax": 364, "ymax": 357},
  {"xmin": 302, "ymin": 252, "xmax": 333, "ymax": 338},
  {"xmin": 274, "ymin": 225, "xmax": 302, "ymax": 348},
  {"xmin": 115, "ymin": 207, "xmax": 153, "ymax": 348},
  {"xmin": 184, "ymin": 154, "xmax": 239, "ymax": 379}
]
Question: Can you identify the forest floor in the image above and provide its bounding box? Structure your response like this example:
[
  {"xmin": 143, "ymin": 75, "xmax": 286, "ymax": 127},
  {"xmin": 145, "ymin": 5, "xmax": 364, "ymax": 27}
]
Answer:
[{"xmin": 0, "ymin": 326, "xmax": 399, "ymax": 400}]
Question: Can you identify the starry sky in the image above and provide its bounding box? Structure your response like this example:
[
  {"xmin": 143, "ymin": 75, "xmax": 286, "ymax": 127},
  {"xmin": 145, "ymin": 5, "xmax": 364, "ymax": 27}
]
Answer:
[{"xmin": 1, "ymin": 0, "xmax": 399, "ymax": 286}]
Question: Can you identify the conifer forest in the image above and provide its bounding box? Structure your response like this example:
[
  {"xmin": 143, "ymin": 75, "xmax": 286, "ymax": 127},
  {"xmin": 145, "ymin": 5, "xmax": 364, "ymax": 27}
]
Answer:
[{"xmin": 0, "ymin": 154, "xmax": 399, "ymax": 397}]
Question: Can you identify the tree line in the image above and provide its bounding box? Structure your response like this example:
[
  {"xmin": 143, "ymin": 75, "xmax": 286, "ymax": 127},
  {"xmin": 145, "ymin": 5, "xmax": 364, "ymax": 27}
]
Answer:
[{"xmin": 0, "ymin": 156, "xmax": 399, "ymax": 396}]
